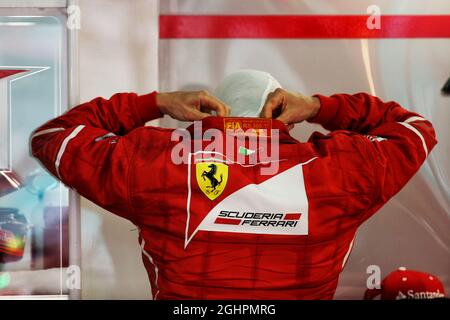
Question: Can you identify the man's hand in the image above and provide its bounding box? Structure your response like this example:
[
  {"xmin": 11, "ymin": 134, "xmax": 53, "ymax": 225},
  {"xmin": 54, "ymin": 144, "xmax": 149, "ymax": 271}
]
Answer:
[
  {"xmin": 156, "ymin": 90, "xmax": 230, "ymax": 121},
  {"xmin": 260, "ymin": 88, "xmax": 321, "ymax": 130}
]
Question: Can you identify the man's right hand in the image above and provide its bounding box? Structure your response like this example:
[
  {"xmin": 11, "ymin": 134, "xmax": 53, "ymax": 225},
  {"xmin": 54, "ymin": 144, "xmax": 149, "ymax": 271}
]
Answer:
[
  {"xmin": 156, "ymin": 90, "xmax": 230, "ymax": 122},
  {"xmin": 260, "ymin": 88, "xmax": 321, "ymax": 129}
]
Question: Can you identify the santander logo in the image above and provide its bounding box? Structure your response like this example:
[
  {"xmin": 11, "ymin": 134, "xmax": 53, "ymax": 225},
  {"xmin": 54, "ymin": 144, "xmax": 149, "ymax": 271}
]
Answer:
[{"xmin": 396, "ymin": 289, "xmax": 445, "ymax": 300}]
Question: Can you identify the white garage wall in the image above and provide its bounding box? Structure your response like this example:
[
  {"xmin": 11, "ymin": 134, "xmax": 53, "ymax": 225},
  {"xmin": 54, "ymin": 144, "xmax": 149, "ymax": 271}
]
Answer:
[{"xmin": 78, "ymin": 0, "xmax": 158, "ymax": 299}]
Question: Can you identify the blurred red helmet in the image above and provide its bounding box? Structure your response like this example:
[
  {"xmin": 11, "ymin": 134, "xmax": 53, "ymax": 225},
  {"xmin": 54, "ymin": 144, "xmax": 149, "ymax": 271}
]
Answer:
[{"xmin": 364, "ymin": 267, "xmax": 446, "ymax": 300}]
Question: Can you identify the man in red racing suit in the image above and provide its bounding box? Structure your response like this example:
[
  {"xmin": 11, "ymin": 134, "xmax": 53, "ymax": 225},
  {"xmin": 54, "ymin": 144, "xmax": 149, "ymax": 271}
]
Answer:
[{"xmin": 31, "ymin": 88, "xmax": 436, "ymax": 299}]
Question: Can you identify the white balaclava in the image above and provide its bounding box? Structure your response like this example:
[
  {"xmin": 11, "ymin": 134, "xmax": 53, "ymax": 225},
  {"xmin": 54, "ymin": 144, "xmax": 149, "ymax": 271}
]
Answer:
[{"xmin": 214, "ymin": 70, "xmax": 282, "ymax": 117}]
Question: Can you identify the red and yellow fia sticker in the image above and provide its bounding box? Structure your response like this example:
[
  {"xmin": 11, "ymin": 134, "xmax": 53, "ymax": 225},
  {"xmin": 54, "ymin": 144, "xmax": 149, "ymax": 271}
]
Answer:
[{"xmin": 224, "ymin": 118, "xmax": 272, "ymax": 137}]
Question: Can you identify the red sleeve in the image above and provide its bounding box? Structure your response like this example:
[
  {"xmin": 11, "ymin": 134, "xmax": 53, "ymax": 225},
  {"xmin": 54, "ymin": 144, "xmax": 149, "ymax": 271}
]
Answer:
[
  {"xmin": 32, "ymin": 91, "xmax": 162, "ymax": 136},
  {"xmin": 308, "ymin": 93, "xmax": 437, "ymax": 221},
  {"xmin": 30, "ymin": 92, "xmax": 162, "ymax": 222}
]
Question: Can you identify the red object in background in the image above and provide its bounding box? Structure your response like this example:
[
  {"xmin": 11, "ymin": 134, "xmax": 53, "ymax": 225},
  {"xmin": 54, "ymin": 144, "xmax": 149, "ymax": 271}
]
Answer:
[
  {"xmin": 0, "ymin": 208, "xmax": 28, "ymax": 263},
  {"xmin": 0, "ymin": 171, "xmax": 22, "ymax": 198},
  {"xmin": 160, "ymin": 15, "xmax": 450, "ymax": 39},
  {"xmin": 42, "ymin": 207, "xmax": 69, "ymax": 269},
  {"xmin": 0, "ymin": 70, "xmax": 26, "ymax": 79},
  {"xmin": 364, "ymin": 268, "xmax": 446, "ymax": 300}
]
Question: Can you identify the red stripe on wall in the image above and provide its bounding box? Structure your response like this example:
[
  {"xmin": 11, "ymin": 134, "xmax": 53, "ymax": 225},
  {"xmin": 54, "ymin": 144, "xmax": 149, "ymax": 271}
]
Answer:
[
  {"xmin": 160, "ymin": 15, "xmax": 450, "ymax": 39},
  {"xmin": 214, "ymin": 217, "xmax": 241, "ymax": 225}
]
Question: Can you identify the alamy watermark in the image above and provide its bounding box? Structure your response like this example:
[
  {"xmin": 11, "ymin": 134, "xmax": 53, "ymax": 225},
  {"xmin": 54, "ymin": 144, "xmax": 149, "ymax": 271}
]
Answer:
[
  {"xmin": 66, "ymin": 264, "xmax": 81, "ymax": 290},
  {"xmin": 170, "ymin": 121, "xmax": 281, "ymax": 175},
  {"xmin": 366, "ymin": 5, "xmax": 381, "ymax": 30},
  {"xmin": 366, "ymin": 264, "xmax": 381, "ymax": 289},
  {"xmin": 67, "ymin": 5, "xmax": 81, "ymax": 30}
]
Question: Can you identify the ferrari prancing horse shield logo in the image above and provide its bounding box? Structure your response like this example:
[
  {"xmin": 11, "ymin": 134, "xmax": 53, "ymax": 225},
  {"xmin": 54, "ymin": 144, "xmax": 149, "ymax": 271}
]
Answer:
[{"xmin": 196, "ymin": 162, "xmax": 228, "ymax": 200}]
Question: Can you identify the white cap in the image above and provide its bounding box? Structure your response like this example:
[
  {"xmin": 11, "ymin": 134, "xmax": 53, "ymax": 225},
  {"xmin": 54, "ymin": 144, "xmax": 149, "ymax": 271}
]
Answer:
[{"xmin": 214, "ymin": 69, "xmax": 282, "ymax": 118}]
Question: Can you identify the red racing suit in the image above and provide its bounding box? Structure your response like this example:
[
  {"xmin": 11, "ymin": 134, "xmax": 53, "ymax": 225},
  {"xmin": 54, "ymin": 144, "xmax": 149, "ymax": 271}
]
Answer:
[{"xmin": 31, "ymin": 91, "xmax": 437, "ymax": 299}]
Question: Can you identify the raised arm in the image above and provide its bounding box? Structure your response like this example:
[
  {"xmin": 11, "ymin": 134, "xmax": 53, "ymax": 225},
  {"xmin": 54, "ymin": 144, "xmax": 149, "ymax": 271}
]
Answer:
[
  {"xmin": 310, "ymin": 93, "xmax": 437, "ymax": 220},
  {"xmin": 31, "ymin": 92, "xmax": 161, "ymax": 137},
  {"xmin": 30, "ymin": 90, "xmax": 229, "ymax": 222},
  {"xmin": 262, "ymin": 90, "xmax": 437, "ymax": 220},
  {"xmin": 30, "ymin": 92, "xmax": 161, "ymax": 221},
  {"xmin": 310, "ymin": 92, "xmax": 429, "ymax": 134}
]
